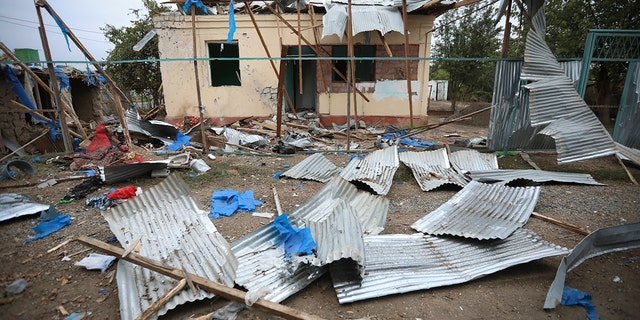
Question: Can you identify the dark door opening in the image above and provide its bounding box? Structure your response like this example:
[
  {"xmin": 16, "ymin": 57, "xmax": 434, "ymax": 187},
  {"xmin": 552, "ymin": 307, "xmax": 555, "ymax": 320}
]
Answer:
[{"xmin": 284, "ymin": 46, "xmax": 316, "ymax": 113}]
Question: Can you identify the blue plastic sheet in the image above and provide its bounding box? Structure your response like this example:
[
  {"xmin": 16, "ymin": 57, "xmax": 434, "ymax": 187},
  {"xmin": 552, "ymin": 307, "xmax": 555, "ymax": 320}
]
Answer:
[
  {"xmin": 54, "ymin": 67, "xmax": 71, "ymax": 91},
  {"xmin": 227, "ymin": 0, "xmax": 236, "ymax": 43},
  {"xmin": 561, "ymin": 286, "xmax": 599, "ymax": 320},
  {"xmin": 166, "ymin": 131, "xmax": 191, "ymax": 151},
  {"xmin": 50, "ymin": 13, "xmax": 71, "ymax": 51},
  {"xmin": 183, "ymin": 0, "xmax": 208, "ymax": 14},
  {"xmin": 83, "ymin": 69, "xmax": 106, "ymax": 87},
  {"xmin": 25, "ymin": 214, "xmax": 72, "ymax": 243},
  {"xmin": 399, "ymin": 137, "xmax": 437, "ymax": 148},
  {"xmin": 273, "ymin": 214, "xmax": 317, "ymax": 257},
  {"xmin": 210, "ymin": 189, "xmax": 263, "ymax": 219}
]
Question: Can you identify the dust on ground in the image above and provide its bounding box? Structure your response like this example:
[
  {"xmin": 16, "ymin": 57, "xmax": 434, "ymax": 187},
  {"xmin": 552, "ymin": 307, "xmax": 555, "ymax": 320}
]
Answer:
[{"xmin": 1, "ymin": 120, "xmax": 639, "ymax": 320}]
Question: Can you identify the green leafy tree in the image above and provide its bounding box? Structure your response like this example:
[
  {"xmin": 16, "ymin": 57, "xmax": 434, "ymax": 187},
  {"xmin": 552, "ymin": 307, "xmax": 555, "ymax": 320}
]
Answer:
[
  {"xmin": 545, "ymin": 0, "xmax": 640, "ymax": 105},
  {"xmin": 431, "ymin": 3, "xmax": 502, "ymax": 108},
  {"xmin": 102, "ymin": 0, "xmax": 171, "ymax": 107}
]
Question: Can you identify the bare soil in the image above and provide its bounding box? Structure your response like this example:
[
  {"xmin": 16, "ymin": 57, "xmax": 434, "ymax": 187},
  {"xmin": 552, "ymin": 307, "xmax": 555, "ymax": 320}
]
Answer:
[{"xmin": 1, "ymin": 122, "xmax": 639, "ymax": 320}]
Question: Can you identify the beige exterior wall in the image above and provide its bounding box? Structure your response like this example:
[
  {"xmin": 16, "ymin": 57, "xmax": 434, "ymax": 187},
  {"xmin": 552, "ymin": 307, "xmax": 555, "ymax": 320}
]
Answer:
[{"xmin": 153, "ymin": 13, "xmax": 434, "ymax": 120}]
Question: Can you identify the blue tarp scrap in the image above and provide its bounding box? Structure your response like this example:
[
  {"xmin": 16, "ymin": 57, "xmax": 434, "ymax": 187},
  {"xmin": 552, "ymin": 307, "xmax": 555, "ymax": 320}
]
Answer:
[
  {"xmin": 349, "ymin": 154, "xmax": 365, "ymax": 162},
  {"xmin": 183, "ymin": 0, "xmax": 208, "ymax": 14},
  {"xmin": 2, "ymin": 65, "xmax": 60, "ymax": 140},
  {"xmin": 382, "ymin": 130, "xmax": 435, "ymax": 148},
  {"xmin": 83, "ymin": 69, "xmax": 107, "ymax": 87},
  {"xmin": 209, "ymin": 189, "xmax": 263, "ymax": 219},
  {"xmin": 166, "ymin": 131, "xmax": 192, "ymax": 151},
  {"xmin": 54, "ymin": 67, "xmax": 71, "ymax": 91},
  {"xmin": 561, "ymin": 286, "xmax": 599, "ymax": 320},
  {"xmin": 227, "ymin": 0, "xmax": 236, "ymax": 43},
  {"xmin": 50, "ymin": 13, "xmax": 71, "ymax": 51},
  {"xmin": 273, "ymin": 214, "xmax": 317, "ymax": 258},
  {"xmin": 25, "ymin": 214, "xmax": 72, "ymax": 243}
]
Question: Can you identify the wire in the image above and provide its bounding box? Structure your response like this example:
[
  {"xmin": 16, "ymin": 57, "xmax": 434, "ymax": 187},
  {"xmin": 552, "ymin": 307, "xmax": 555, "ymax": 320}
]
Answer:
[
  {"xmin": 0, "ymin": 18, "xmax": 110, "ymax": 43},
  {"xmin": 0, "ymin": 14, "xmax": 104, "ymax": 34}
]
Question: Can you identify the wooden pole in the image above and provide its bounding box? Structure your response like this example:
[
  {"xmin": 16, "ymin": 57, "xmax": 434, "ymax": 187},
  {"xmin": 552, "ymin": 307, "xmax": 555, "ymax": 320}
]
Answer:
[
  {"xmin": 500, "ymin": 0, "xmax": 512, "ymax": 58},
  {"xmin": 272, "ymin": 186, "xmax": 283, "ymax": 216},
  {"xmin": 11, "ymin": 100, "xmax": 83, "ymax": 139},
  {"xmin": 191, "ymin": 7, "xmax": 208, "ymax": 152},
  {"xmin": 263, "ymin": 2, "xmax": 370, "ymax": 103},
  {"xmin": 0, "ymin": 129, "xmax": 50, "ymax": 163},
  {"xmin": 36, "ymin": 0, "xmax": 133, "ymax": 108},
  {"xmin": 531, "ymin": 212, "xmax": 590, "ymax": 236},
  {"xmin": 401, "ymin": 0, "xmax": 414, "ymax": 128},
  {"xmin": 136, "ymin": 279, "xmax": 187, "ymax": 320},
  {"xmin": 615, "ymin": 154, "xmax": 638, "ymax": 185},
  {"xmin": 276, "ymin": 47, "xmax": 287, "ymax": 137},
  {"xmin": 377, "ymin": 31, "xmax": 393, "ymax": 57},
  {"xmin": 297, "ymin": 2, "xmax": 303, "ymax": 95},
  {"xmin": 0, "ymin": 42, "xmax": 88, "ymax": 139},
  {"xmin": 242, "ymin": 1, "xmax": 296, "ymax": 114},
  {"xmin": 308, "ymin": 5, "xmax": 328, "ymax": 92},
  {"xmin": 76, "ymin": 236, "xmax": 325, "ymax": 320},
  {"xmin": 35, "ymin": 6, "xmax": 73, "ymax": 153},
  {"xmin": 347, "ymin": 0, "xmax": 358, "ymax": 132}
]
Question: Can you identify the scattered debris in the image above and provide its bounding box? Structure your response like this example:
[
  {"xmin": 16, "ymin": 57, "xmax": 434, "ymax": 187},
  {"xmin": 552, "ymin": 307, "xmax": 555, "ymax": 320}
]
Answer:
[
  {"xmin": 559, "ymin": 286, "xmax": 599, "ymax": 320},
  {"xmin": 25, "ymin": 214, "xmax": 72, "ymax": 243},
  {"xmin": 210, "ymin": 189, "xmax": 264, "ymax": 219},
  {"xmin": 5, "ymin": 278, "xmax": 28, "ymax": 295},
  {"xmin": 75, "ymin": 253, "xmax": 117, "ymax": 273},
  {"xmin": 0, "ymin": 193, "xmax": 50, "ymax": 222},
  {"xmin": 0, "ymin": 159, "xmax": 35, "ymax": 180}
]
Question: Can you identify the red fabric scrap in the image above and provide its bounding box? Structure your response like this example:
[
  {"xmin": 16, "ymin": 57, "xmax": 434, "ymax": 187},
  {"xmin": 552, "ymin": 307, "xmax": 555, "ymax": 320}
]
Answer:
[
  {"xmin": 107, "ymin": 186, "xmax": 138, "ymax": 200},
  {"xmin": 86, "ymin": 123, "xmax": 112, "ymax": 154}
]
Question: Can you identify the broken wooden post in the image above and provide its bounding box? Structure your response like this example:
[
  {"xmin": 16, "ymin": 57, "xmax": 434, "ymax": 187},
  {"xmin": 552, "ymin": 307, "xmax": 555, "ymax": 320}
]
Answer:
[
  {"xmin": 35, "ymin": 5, "xmax": 73, "ymax": 153},
  {"xmin": 377, "ymin": 31, "xmax": 393, "ymax": 57},
  {"xmin": 76, "ymin": 236, "xmax": 325, "ymax": 320},
  {"xmin": 531, "ymin": 212, "xmax": 590, "ymax": 236},
  {"xmin": 276, "ymin": 47, "xmax": 287, "ymax": 137},
  {"xmin": 401, "ymin": 0, "xmax": 414, "ymax": 128},
  {"xmin": 135, "ymin": 279, "xmax": 187, "ymax": 320},
  {"xmin": 190, "ymin": 6, "xmax": 208, "ymax": 152},
  {"xmin": 272, "ymin": 186, "xmax": 283, "ymax": 216}
]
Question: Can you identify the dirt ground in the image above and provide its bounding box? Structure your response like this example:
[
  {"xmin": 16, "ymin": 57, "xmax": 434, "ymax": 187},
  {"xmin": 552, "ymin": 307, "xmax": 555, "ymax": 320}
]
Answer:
[{"xmin": 1, "ymin": 120, "xmax": 639, "ymax": 320}]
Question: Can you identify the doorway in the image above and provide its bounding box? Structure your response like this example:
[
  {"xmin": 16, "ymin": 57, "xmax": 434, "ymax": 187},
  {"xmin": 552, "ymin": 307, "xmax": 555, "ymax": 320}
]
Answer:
[{"xmin": 284, "ymin": 46, "xmax": 316, "ymax": 113}]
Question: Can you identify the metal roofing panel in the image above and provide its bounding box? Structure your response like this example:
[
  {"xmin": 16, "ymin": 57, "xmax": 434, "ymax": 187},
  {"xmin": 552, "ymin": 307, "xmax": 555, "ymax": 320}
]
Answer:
[
  {"xmin": 102, "ymin": 174, "xmax": 237, "ymax": 320},
  {"xmin": 340, "ymin": 145, "xmax": 399, "ymax": 195},
  {"xmin": 614, "ymin": 61, "xmax": 640, "ymax": 148},
  {"xmin": 449, "ymin": 149, "xmax": 499, "ymax": 174},
  {"xmin": 544, "ymin": 222, "xmax": 640, "ymax": 309},
  {"xmin": 399, "ymin": 149, "xmax": 468, "ymax": 191},
  {"xmin": 335, "ymin": 228, "xmax": 569, "ymax": 304},
  {"xmin": 469, "ymin": 169, "xmax": 604, "ymax": 186},
  {"xmin": 321, "ymin": 4, "xmax": 404, "ymax": 41},
  {"xmin": 411, "ymin": 181, "xmax": 540, "ymax": 240},
  {"xmin": 521, "ymin": 9, "xmax": 565, "ymax": 81},
  {"xmin": 281, "ymin": 153, "xmax": 341, "ymax": 183},
  {"xmin": 0, "ymin": 193, "xmax": 50, "ymax": 222},
  {"xmin": 99, "ymin": 162, "xmax": 168, "ymax": 184},
  {"xmin": 231, "ymin": 176, "xmax": 388, "ymax": 303},
  {"xmin": 126, "ymin": 109, "xmax": 178, "ymax": 145}
]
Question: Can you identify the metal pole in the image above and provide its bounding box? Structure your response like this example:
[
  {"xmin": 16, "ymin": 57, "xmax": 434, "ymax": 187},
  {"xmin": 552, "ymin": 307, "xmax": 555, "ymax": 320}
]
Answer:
[{"xmin": 35, "ymin": 6, "xmax": 73, "ymax": 153}]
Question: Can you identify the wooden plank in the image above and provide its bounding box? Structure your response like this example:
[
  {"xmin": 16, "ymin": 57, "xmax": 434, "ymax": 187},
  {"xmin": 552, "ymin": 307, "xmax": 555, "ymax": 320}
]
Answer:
[
  {"xmin": 377, "ymin": 31, "xmax": 393, "ymax": 57},
  {"xmin": 615, "ymin": 154, "xmax": 638, "ymax": 185},
  {"xmin": 135, "ymin": 279, "xmax": 187, "ymax": 320},
  {"xmin": 531, "ymin": 212, "xmax": 590, "ymax": 236},
  {"xmin": 76, "ymin": 236, "xmax": 325, "ymax": 320},
  {"xmin": 272, "ymin": 186, "xmax": 283, "ymax": 216},
  {"xmin": 0, "ymin": 128, "xmax": 50, "ymax": 163}
]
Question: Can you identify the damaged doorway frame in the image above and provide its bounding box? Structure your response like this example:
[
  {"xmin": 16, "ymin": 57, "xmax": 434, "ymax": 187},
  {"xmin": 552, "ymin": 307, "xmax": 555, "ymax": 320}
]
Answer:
[{"xmin": 284, "ymin": 46, "xmax": 317, "ymax": 114}]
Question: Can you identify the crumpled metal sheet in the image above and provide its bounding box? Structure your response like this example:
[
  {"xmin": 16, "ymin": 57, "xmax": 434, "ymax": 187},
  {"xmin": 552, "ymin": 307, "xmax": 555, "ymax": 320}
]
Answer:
[
  {"xmin": 0, "ymin": 193, "xmax": 50, "ymax": 222},
  {"xmin": 336, "ymin": 228, "xmax": 569, "ymax": 304},
  {"xmin": 99, "ymin": 161, "xmax": 168, "ymax": 184},
  {"xmin": 281, "ymin": 153, "xmax": 341, "ymax": 183},
  {"xmin": 340, "ymin": 145, "xmax": 399, "ymax": 195},
  {"xmin": 102, "ymin": 174, "xmax": 237, "ymax": 320},
  {"xmin": 210, "ymin": 127, "xmax": 270, "ymax": 151},
  {"xmin": 399, "ymin": 149, "xmax": 468, "ymax": 191},
  {"xmin": 614, "ymin": 61, "xmax": 640, "ymax": 148},
  {"xmin": 126, "ymin": 109, "xmax": 178, "ymax": 145},
  {"xmin": 449, "ymin": 149, "xmax": 499, "ymax": 174},
  {"xmin": 231, "ymin": 176, "xmax": 388, "ymax": 303},
  {"xmin": 469, "ymin": 169, "xmax": 604, "ymax": 186},
  {"xmin": 322, "ymin": 4, "xmax": 404, "ymax": 41},
  {"xmin": 412, "ymin": 181, "xmax": 540, "ymax": 240},
  {"xmin": 544, "ymin": 222, "xmax": 640, "ymax": 309}
]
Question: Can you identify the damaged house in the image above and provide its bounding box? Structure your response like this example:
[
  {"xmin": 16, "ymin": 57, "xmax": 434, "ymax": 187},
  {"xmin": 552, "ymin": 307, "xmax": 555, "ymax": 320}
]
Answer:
[{"xmin": 154, "ymin": 1, "xmax": 474, "ymax": 127}]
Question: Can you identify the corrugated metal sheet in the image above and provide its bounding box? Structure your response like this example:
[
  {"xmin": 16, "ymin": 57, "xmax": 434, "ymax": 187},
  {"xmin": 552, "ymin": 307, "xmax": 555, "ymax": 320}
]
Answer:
[
  {"xmin": 99, "ymin": 162, "xmax": 168, "ymax": 184},
  {"xmin": 340, "ymin": 145, "xmax": 399, "ymax": 195},
  {"xmin": 411, "ymin": 181, "xmax": 540, "ymax": 240},
  {"xmin": 521, "ymin": 9, "xmax": 565, "ymax": 81},
  {"xmin": 0, "ymin": 193, "xmax": 50, "ymax": 222},
  {"xmin": 102, "ymin": 174, "xmax": 237, "ymax": 320},
  {"xmin": 449, "ymin": 149, "xmax": 499, "ymax": 174},
  {"xmin": 281, "ymin": 153, "xmax": 341, "ymax": 183},
  {"xmin": 210, "ymin": 127, "xmax": 269, "ymax": 151},
  {"xmin": 126, "ymin": 109, "xmax": 178, "ymax": 145},
  {"xmin": 614, "ymin": 61, "xmax": 640, "ymax": 148},
  {"xmin": 335, "ymin": 228, "xmax": 569, "ymax": 304},
  {"xmin": 231, "ymin": 176, "xmax": 388, "ymax": 303},
  {"xmin": 399, "ymin": 149, "xmax": 468, "ymax": 191},
  {"xmin": 322, "ymin": 4, "xmax": 404, "ymax": 41},
  {"xmin": 544, "ymin": 222, "xmax": 640, "ymax": 309},
  {"xmin": 469, "ymin": 169, "xmax": 604, "ymax": 186}
]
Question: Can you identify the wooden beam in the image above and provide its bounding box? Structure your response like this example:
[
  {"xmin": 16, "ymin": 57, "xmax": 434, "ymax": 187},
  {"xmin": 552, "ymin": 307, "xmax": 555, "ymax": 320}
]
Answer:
[
  {"xmin": 615, "ymin": 154, "xmax": 638, "ymax": 185},
  {"xmin": 263, "ymin": 2, "xmax": 370, "ymax": 103},
  {"xmin": 377, "ymin": 31, "xmax": 393, "ymax": 57},
  {"xmin": 0, "ymin": 129, "xmax": 50, "ymax": 163},
  {"xmin": 276, "ymin": 46, "xmax": 287, "ymax": 137},
  {"xmin": 11, "ymin": 100, "xmax": 83, "ymax": 139},
  {"xmin": 531, "ymin": 212, "xmax": 590, "ymax": 236},
  {"xmin": 309, "ymin": 5, "xmax": 328, "ymax": 92},
  {"xmin": 191, "ymin": 7, "xmax": 208, "ymax": 152},
  {"xmin": 76, "ymin": 236, "xmax": 325, "ymax": 320},
  {"xmin": 402, "ymin": 0, "xmax": 414, "ymax": 129},
  {"xmin": 136, "ymin": 279, "xmax": 187, "ymax": 320}
]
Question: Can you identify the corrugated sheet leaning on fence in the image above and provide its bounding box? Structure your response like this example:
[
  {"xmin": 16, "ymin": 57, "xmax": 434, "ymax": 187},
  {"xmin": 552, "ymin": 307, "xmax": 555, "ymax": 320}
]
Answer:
[
  {"xmin": 469, "ymin": 169, "xmax": 604, "ymax": 186},
  {"xmin": 340, "ymin": 145, "xmax": 399, "ymax": 195},
  {"xmin": 281, "ymin": 153, "xmax": 342, "ymax": 183},
  {"xmin": 544, "ymin": 222, "xmax": 640, "ymax": 309},
  {"xmin": 335, "ymin": 229, "xmax": 569, "ymax": 304},
  {"xmin": 231, "ymin": 176, "xmax": 388, "ymax": 303},
  {"xmin": 613, "ymin": 61, "xmax": 640, "ymax": 149},
  {"xmin": 399, "ymin": 148, "xmax": 468, "ymax": 191},
  {"xmin": 102, "ymin": 174, "xmax": 238, "ymax": 320},
  {"xmin": 412, "ymin": 181, "xmax": 541, "ymax": 240}
]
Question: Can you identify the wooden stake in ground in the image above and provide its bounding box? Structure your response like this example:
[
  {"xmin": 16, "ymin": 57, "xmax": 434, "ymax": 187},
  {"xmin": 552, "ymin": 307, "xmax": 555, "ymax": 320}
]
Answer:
[{"xmin": 76, "ymin": 236, "xmax": 325, "ymax": 320}]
